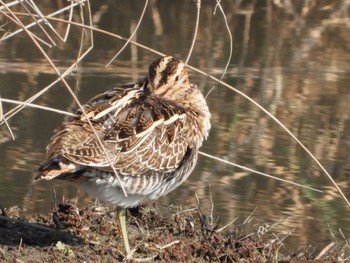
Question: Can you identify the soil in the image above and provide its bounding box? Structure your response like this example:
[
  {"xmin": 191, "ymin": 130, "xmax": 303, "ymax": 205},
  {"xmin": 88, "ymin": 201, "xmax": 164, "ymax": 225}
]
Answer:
[{"xmin": 0, "ymin": 202, "xmax": 347, "ymax": 262}]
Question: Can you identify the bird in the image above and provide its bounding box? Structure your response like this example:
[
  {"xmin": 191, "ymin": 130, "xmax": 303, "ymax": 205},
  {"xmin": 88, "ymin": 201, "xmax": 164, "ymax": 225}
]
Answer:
[{"xmin": 35, "ymin": 56, "xmax": 211, "ymax": 256}]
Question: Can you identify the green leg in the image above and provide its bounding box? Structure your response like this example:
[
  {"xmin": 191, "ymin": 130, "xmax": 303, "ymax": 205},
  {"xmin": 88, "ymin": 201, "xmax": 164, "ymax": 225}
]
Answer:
[{"xmin": 117, "ymin": 207, "xmax": 130, "ymax": 254}]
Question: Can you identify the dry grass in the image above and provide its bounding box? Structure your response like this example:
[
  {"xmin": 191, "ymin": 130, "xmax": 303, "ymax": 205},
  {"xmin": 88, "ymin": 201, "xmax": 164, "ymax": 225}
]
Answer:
[{"xmin": 0, "ymin": 1, "xmax": 349, "ymax": 261}]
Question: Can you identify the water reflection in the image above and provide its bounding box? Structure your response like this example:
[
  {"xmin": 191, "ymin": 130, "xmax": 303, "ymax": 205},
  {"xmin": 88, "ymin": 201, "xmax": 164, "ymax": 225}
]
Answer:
[{"xmin": 0, "ymin": 0, "xmax": 349, "ymax": 249}]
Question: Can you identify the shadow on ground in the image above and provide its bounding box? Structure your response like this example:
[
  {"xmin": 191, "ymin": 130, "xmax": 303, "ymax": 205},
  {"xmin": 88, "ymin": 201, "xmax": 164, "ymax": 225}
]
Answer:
[{"xmin": 0, "ymin": 215, "xmax": 82, "ymax": 247}]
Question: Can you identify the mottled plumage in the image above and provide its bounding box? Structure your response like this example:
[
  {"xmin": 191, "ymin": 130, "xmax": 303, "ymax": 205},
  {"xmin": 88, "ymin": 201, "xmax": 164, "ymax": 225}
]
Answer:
[{"xmin": 36, "ymin": 56, "xmax": 211, "ymax": 254}]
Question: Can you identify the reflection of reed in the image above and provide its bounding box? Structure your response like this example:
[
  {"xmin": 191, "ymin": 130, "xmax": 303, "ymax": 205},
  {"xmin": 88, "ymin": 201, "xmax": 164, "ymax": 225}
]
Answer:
[
  {"xmin": 178, "ymin": 0, "xmax": 350, "ymax": 245},
  {"xmin": 0, "ymin": 125, "xmax": 15, "ymax": 144}
]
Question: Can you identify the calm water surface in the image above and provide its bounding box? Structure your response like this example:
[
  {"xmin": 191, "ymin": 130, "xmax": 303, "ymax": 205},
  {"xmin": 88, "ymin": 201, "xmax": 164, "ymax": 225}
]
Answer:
[{"xmin": 0, "ymin": 0, "xmax": 349, "ymax": 250}]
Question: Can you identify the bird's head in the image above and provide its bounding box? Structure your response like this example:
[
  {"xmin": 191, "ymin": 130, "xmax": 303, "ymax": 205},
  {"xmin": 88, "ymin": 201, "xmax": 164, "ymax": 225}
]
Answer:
[{"xmin": 147, "ymin": 56, "xmax": 190, "ymax": 99}]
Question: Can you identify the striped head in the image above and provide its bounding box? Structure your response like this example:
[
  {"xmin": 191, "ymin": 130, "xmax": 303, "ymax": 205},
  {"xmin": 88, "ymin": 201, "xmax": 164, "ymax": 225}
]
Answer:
[
  {"xmin": 147, "ymin": 56, "xmax": 211, "ymax": 141},
  {"xmin": 147, "ymin": 56, "xmax": 190, "ymax": 100}
]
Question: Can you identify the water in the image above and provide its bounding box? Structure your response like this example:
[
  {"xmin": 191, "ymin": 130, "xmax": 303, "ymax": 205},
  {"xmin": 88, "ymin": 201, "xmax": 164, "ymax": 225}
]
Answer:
[{"xmin": 0, "ymin": 0, "xmax": 349, "ymax": 249}]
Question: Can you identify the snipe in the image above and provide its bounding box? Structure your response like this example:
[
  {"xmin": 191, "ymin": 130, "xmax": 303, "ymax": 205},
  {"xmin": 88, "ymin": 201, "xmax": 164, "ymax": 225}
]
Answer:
[{"xmin": 36, "ymin": 56, "xmax": 211, "ymax": 256}]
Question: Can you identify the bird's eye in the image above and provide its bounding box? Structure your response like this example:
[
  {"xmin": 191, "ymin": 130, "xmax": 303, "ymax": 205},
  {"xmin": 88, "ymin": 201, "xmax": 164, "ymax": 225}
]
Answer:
[{"xmin": 175, "ymin": 75, "xmax": 180, "ymax": 82}]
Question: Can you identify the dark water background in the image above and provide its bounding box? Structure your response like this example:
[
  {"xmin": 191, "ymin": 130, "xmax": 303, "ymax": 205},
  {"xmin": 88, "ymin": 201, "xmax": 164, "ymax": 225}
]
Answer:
[{"xmin": 0, "ymin": 0, "xmax": 349, "ymax": 250}]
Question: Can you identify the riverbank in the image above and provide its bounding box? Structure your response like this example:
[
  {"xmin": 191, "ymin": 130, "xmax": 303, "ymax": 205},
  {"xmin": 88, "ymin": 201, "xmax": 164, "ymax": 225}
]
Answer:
[{"xmin": 0, "ymin": 202, "xmax": 346, "ymax": 262}]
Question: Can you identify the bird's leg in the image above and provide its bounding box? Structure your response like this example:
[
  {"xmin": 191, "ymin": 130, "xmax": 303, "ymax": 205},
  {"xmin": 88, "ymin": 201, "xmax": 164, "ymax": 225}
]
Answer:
[{"xmin": 117, "ymin": 206, "xmax": 130, "ymax": 254}]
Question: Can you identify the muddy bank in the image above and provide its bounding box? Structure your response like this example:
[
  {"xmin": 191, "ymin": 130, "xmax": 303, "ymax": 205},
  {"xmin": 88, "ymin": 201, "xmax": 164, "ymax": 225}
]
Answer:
[{"xmin": 0, "ymin": 202, "xmax": 347, "ymax": 262}]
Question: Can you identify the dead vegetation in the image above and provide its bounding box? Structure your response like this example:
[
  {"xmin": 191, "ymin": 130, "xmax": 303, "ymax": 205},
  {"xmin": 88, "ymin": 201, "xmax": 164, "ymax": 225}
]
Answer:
[{"xmin": 0, "ymin": 202, "xmax": 348, "ymax": 262}]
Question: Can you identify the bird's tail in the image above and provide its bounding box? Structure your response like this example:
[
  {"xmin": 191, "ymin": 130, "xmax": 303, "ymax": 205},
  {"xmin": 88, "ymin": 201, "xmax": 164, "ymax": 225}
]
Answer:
[{"xmin": 35, "ymin": 156, "xmax": 82, "ymax": 181}]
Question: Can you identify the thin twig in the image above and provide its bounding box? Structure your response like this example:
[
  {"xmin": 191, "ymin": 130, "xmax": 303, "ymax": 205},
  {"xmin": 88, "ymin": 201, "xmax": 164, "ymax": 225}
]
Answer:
[
  {"xmin": 18, "ymin": 0, "xmax": 56, "ymax": 46},
  {"xmin": 209, "ymin": 184, "xmax": 214, "ymax": 225},
  {"xmin": 18, "ymin": 238, "xmax": 22, "ymax": 253},
  {"xmin": 62, "ymin": 1, "xmax": 74, "ymax": 42},
  {"xmin": 155, "ymin": 240, "xmax": 180, "ymax": 250},
  {"xmin": 315, "ymin": 242, "xmax": 335, "ymax": 260},
  {"xmin": 215, "ymin": 217, "xmax": 238, "ymax": 233},
  {"xmin": 199, "ymin": 151, "xmax": 322, "ymax": 193},
  {"xmin": 0, "ymin": 0, "xmax": 85, "ymax": 42},
  {"xmin": 27, "ymin": 0, "xmax": 67, "ymax": 42},
  {"xmin": 185, "ymin": 0, "xmax": 201, "ymax": 65},
  {"xmin": 327, "ymin": 223, "xmax": 336, "ymax": 240},
  {"xmin": 1, "ymin": 98, "xmax": 76, "ymax": 117},
  {"xmin": 0, "ymin": 9, "xmax": 52, "ymax": 47},
  {"xmin": 243, "ymin": 207, "xmax": 257, "ymax": 225},
  {"xmin": 339, "ymin": 228, "xmax": 347, "ymax": 243},
  {"xmin": 205, "ymin": 0, "xmax": 234, "ymax": 99},
  {"xmin": 105, "ymin": 0, "xmax": 148, "ymax": 67},
  {"xmin": 0, "ymin": 96, "xmax": 15, "ymax": 140}
]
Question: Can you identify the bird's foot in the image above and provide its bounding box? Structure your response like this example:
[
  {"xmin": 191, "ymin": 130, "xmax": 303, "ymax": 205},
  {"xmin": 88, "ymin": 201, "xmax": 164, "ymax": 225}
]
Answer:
[{"xmin": 123, "ymin": 247, "xmax": 135, "ymax": 261}]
